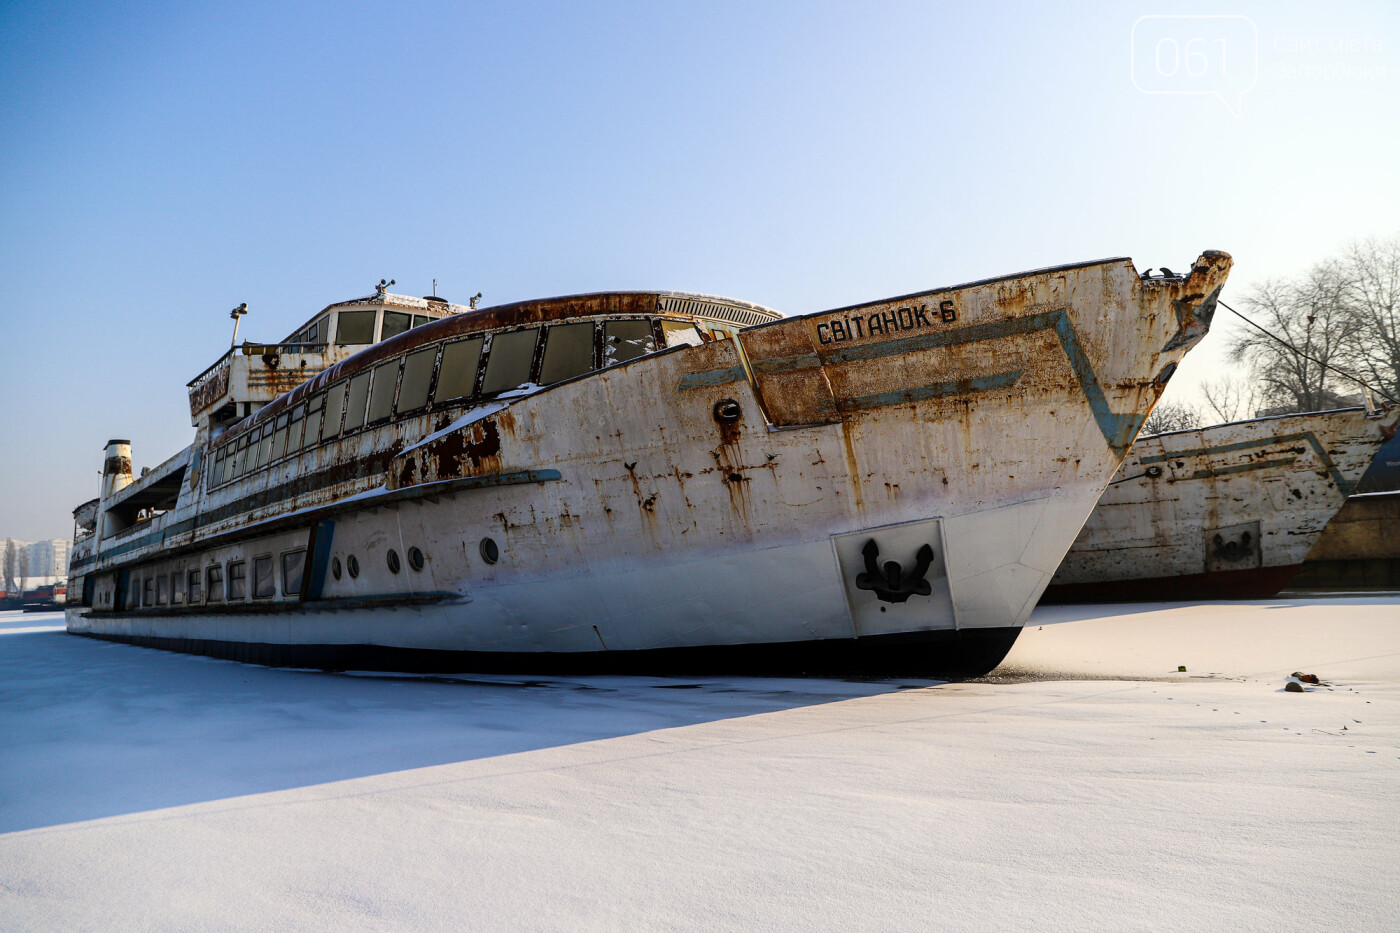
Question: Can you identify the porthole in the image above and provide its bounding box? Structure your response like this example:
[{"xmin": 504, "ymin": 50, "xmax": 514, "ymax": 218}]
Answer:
[
  {"xmin": 479, "ymin": 537, "xmax": 499, "ymax": 564},
  {"xmin": 387, "ymin": 548, "xmax": 401, "ymax": 574},
  {"xmin": 408, "ymin": 546, "xmax": 425, "ymax": 571},
  {"xmin": 347, "ymin": 554, "xmax": 360, "ymax": 578},
  {"xmin": 331, "ymin": 557, "xmax": 342, "ymax": 580}
]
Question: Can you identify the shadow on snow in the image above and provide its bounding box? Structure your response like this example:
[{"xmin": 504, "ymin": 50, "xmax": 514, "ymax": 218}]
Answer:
[{"xmin": 0, "ymin": 623, "xmax": 911, "ymax": 833}]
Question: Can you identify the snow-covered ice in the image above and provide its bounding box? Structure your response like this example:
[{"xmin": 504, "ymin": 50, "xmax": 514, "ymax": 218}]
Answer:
[{"xmin": 1, "ymin": 598, "xmax": 1397, "ymax": 931}]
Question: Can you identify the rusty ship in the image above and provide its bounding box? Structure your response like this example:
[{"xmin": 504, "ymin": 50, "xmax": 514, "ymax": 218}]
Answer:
[
  {"xmin": 1043, "ymin": 405, "xmax": 1398, "ymax": 603},
  {"xmin": 66, "ymin": 252, "xmax": 1230, "ymax": 677}
]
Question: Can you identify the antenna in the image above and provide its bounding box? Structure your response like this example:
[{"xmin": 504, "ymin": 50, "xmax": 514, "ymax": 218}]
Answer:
[
  {"xmin": 432, "ymin": 279, "xmax": 437, "ymax": 297},
  {"xmin": 229, "ymin": 303, "xmax": 248, "ymax": 347}
]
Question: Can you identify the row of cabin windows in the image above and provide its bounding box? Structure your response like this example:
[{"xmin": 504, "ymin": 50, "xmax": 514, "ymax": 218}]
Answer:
[
  {"xmin": 127, "ymin": 551, "xmax": 305, "ymax": 609},
  {"xmin": 287, "ymin": 310, "xmax": 439, "ymax": 347},
  {"xmin": 210, "ymin": 316, "xmax": 703, "ymax": 488}
]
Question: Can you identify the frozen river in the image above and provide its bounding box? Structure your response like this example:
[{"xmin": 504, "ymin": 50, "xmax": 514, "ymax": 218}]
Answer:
[{"xmin": 2, "ymin": 598, "xmax": 1397, "ymax": 931}]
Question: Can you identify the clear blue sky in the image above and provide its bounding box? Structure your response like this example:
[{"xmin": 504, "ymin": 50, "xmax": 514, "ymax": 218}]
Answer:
[{"xmin": 2, "ymin": 0, "xmax": 1396, "ymax": 541}]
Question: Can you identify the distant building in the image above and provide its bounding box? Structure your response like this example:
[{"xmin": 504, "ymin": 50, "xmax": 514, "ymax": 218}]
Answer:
[
  {"xmin": 1, "ymin": 538, "xmax": 70, "ymax": 582},
  {"xmin": 27, "ymin": 539, "xmax": 70, "ymax": 578}
]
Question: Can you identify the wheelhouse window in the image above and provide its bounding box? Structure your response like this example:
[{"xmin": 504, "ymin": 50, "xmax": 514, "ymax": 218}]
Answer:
[
  {"xmin": 411, "ymin": 314, "xmax": 432, "ymax": 329},
  {"xmin": 481, "ymin": 328, "xmax": 540, "ymax": 396},
  {"xmin": 292, "ymin": 316, "xmax": 326, "ymax": 345},
  {"xmin": 382, "ymin": 311, "xmax": 412, "ymax": 340},
  {"xmin": 282, "ymin": 550, "xmax": 306, "ymax": 596},
  {"xmin": 540, "ymin": 322, "xmax": 595, "ymax": 384},
  {"xmin": 604, "ymin": 320, "xmax": 656, "ymax": 365},
  {"xmin": 323, "ymin": 382, "xmax": 347, "ymax": 440},
  {"xmin": 397, "ymin": 346, "xmax": 437, "ymax": 413},
  {"xmin": 343, "ymin": 371, "xmax": 371, "ymax": 432},
  {"xmin": 188, "ymin": 568, "xmax": 202, "ymax": 604},
  {"xmin": 433, "ymin": 337, "xmax": 484, "ymax": 402},
  {"xmin": 227, "ymin": 561, "xmax": 247, "ymax": 600},
  {"xmin": 336, "ymin": 310, "xmax": 376, "ymax": 345},
  {"xmin": 206, "ymin": 565, "xmax": 224, "ymax": 602},
  {"xmin": 367, "ymin": 360, "xmax": 399, "ymax": 423},
  {"xmin": 252, "ymin": 556, "xmax": 275, "ymax": 599}
]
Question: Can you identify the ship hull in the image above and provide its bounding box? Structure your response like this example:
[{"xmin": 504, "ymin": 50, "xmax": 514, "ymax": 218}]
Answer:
[{"xmin": 1043, "ymin": 407, "xmax": 1397, "ymax": 603}]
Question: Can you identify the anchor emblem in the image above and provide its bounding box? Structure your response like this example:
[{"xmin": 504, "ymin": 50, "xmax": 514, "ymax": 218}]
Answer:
[
  {"xmin": 1211, "ymin": 531, "xmax": 1254, "ymax": 563},
  {"xmin": 855, "ymin": 539, "xmax": 936, "ymax": 603}
]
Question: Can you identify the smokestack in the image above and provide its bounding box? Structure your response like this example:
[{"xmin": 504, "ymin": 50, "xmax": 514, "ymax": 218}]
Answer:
[{"xmin": 101, "ymin": 440, "xmax": 134, "ymax": 500}]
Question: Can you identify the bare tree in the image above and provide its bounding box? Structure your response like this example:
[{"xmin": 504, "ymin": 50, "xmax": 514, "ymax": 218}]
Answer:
[
  {"xmin": 1143, "ymin": 401, "xmax": 1202, "ymax": 436},
  {"xmin": 16, "ymin": 548, "xmax": 29, "ymax": 598},
  {"xmin": 1200, "ymin": 375, "xmax": 1261, "ymax": 424},
  {"xmin": 1339, "ymin": 234, "xmax": 1400, "ymax": 402},
  {"xmin": 2, "ymin": 540, "xmax": 14, "ymax": 597},
  {"xmin": 1228, "ymin": 263, "xmax": 1363, "ymax": 413}
]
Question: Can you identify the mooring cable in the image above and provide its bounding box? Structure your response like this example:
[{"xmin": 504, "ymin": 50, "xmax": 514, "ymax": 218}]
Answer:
[{"xmin": 1216, "ymin": 299, "xmax": 1396, "ymax": 404}]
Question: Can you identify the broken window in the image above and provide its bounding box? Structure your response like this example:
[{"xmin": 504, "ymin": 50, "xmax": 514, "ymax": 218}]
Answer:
[
  {"xmin": 156, "ymin": 574, "xmax": 168, "ymax": 605},
  {"xmin": 397, "ymin": 346, "xmax": 437, "ymax": 413},
  {"xmin": 206, "ymin": 565, "xmax": 224, "ymax": 602},
  {"xmin": 227, "ymin": 561, "xmax": 246, "ymax": 600},
  {"xmin": 343, "ymin": 371, "xmax": 371, "ymax": 432},
  {"xmin": 382, "ymin": 311, "xmax": 412, "ymax": 340},
  {"xmin": 540, "ymin": 322, "xmax": 595, "ymax": 384},
  {"xmin": 661, "ymin": 319, "xmax": 705, "ymax": 348},
  {"xmin": 282, "ymin": 550, "xmax": 305, "ymax": 596},
  {"xmin": 433, "ymin": 337, "xmax": 484, "ymax": 402},
  {"xmin": 604, "ymin": 320, "xmax": 656, "ymax": 365},
  {"xmin": 172, "ymin": 571, "xmax": 186, "ymax": 605},
  {"xmin": 367, "ymin": 360, "xmax": 399, "ymax": 423},
  {"xmin": 336, "ymin": 310, "xmax": 376, "ymax": 345},
  {"xmin": 187, "ymin": 568, "xmax": 201, "ymax": 604},
  {"xmin": 481, "ymin": 328, "xmax": 540, "ymax": 395},
  {"xmin": 143, "ymin": 577, "xmax": 154, "ymax": 607},
  {"xmin": 253, "ymin": 555, "xmax": 275, "ymax": 599}
]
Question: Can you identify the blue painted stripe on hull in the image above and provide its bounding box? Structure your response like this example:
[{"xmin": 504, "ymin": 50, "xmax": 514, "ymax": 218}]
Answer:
[
  {"xmin": 830, "ymin": 370, "xmax": 1024, "ymax": 413},
  {"xmin": 676, "ymin": 366, "xmax": 747, "ymax": 391},
  {"xmin": 1187, "ymin": 456, "xmax": 1298, "ymax": 480},
  {"xmin": 1140, "ymin": 431, "xmax": 1353, "ymax": 495}
]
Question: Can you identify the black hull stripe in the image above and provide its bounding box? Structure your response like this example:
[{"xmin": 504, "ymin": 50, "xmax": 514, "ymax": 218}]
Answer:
[{"xmin": 69, "ymin": 626, "xmax": 1024, "ymax": 681}]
